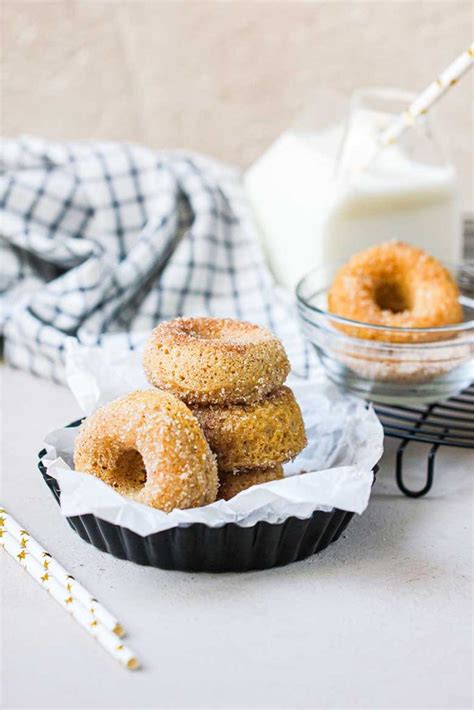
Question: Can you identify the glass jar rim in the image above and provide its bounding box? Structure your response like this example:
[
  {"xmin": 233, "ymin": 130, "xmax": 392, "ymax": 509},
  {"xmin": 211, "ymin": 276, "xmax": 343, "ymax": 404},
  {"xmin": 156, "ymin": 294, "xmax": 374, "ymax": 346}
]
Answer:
[{"xmin": 296, "ymin": 261, "xmax": 474, "ymax": 338}]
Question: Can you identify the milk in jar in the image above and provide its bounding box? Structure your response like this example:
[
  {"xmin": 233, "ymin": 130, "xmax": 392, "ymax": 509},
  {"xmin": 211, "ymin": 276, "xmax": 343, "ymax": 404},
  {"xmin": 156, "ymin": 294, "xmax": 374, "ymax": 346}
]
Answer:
[{"xmin": 244, "ymin": 94, "xmax": 462, "ymax": 291}]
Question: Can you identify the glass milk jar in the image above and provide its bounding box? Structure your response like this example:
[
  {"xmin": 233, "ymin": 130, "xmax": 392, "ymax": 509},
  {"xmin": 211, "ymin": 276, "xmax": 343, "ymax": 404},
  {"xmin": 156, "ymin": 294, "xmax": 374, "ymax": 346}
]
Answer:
[{"xmin": 244, "ymin": 88, "xmax": 463, "ymax": 291}]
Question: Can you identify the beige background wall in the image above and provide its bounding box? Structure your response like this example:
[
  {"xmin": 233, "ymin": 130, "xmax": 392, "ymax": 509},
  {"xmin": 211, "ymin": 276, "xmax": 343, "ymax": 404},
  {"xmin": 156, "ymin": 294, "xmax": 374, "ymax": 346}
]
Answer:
[{"xmin": 2, "ymin": 0, "xmax": 473, "ymax": 209}]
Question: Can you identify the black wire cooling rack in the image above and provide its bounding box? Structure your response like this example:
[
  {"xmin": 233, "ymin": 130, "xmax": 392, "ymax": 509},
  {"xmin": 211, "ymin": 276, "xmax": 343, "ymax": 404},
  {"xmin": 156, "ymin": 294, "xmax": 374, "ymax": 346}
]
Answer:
[{"xmin": 374, "ymin": 384, "xmax": 474, "ymax": 498}]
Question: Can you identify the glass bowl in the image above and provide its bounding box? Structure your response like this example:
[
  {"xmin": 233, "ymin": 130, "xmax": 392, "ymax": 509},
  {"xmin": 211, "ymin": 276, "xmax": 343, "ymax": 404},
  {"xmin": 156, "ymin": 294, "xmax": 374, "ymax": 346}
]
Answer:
[{"xmin": 296, "ymin": 262, "xmax": 474, "ymax": 404}]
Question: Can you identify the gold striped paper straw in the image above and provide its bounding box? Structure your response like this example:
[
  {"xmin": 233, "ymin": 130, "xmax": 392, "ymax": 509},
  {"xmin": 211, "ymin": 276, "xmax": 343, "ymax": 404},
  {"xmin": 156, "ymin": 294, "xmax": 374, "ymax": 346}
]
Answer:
[
  {"xmin": 378, "ymin": 43, "xmax": 474, "ymax": 148},
  {"xmin": 0, "ymin": 507, "xmax": 124, "ymax": 637},
  {"xmin": 1, "ymin": 528, "xmax": 139, "ymax": 670}
]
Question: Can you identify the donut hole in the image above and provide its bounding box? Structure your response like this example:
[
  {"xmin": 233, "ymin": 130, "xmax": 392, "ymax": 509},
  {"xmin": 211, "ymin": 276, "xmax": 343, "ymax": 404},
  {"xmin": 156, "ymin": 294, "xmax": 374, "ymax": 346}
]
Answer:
[
  {"xmin": 374, "ymin": 280, "xmax": 409, "ymax": 314},
  {"xmin": 112, "ymin": 449, "xmax": 147, "ymax": 493},
  {"xmin": 182, "ymin": 318, "xmax": 259, "ymax": 344},
  {"xmin": 189, "ymin": 320, "xmax": 228, "ymax": 341}
]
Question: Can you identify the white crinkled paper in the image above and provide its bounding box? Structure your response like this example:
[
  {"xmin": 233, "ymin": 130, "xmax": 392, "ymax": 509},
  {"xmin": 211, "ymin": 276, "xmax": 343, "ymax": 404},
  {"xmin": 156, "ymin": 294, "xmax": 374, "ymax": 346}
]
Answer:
[{"xmin": 41, "ymin": 340, "xmax": 384, "ymax": 536}]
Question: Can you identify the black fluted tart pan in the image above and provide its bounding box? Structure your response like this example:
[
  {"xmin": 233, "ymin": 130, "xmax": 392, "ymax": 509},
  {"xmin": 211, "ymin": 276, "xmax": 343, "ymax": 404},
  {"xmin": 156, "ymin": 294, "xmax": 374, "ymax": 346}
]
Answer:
[{"xmin": 38, "ymin": 420, "xmax": 375, "ymax": 572}]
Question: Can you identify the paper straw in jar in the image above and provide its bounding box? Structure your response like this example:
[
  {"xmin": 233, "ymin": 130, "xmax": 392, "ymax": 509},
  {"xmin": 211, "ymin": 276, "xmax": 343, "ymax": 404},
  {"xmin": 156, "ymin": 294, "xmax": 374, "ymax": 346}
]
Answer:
[
  {"xmin": 0, "ymin": 528, "xmax": 139, "ymax": 670},
  {"xmin": 378, "ymin": 43, "xmax": 474, "ymax": 148},
  {"xmin": 0, "ymin": 508, "xmax": 124, "ymax": 637}
]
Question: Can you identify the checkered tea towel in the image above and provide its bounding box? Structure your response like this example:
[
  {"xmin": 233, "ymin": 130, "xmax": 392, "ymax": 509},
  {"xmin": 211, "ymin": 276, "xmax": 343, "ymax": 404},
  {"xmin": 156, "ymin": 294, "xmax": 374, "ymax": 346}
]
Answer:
[{"xmin": 0, "ymin": 137, "xmax": 316, "ymax": 383}]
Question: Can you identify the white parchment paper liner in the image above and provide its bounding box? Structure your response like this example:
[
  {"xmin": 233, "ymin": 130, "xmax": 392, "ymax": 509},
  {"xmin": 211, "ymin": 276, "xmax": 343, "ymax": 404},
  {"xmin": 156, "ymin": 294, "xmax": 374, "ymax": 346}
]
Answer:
[{"xmin": 41, "ymin": 341, "xmax": 384, "ymax": 536}]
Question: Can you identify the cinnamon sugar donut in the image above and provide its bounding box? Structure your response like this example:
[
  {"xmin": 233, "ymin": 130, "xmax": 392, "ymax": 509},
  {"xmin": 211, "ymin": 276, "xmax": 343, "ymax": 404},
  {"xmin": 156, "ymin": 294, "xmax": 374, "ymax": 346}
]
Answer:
[
  {"xmin": 74, "ymin": 390, "xmax": 218, "ymax": 512},
  {"xmin": 143, "ymin": 317, "xmax": 290, "ymax": 405},
  {"xmin": 218, "ymin": 466, "xmax": 284, "ymax": 500},
  {"xmin": 328, "ymin": 242, "xmax": 462, "ymax": 344},
  {"xmin": 192, "ymin": 386, "xmax": 307, "ymax": 472}
]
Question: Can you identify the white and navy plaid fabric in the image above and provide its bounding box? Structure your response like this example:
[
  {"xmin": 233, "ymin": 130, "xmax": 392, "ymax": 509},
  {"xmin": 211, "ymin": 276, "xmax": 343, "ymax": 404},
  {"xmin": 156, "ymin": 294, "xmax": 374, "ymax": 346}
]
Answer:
[{"xmin": 0, "ymin": 136, "xmax": 316, "ymax": 383}]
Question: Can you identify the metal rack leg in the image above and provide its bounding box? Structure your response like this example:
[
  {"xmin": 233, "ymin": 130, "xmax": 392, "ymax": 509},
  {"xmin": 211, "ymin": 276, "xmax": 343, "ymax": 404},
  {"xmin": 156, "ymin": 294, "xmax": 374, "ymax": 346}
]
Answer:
[
  {"xmin": 394, "ymin": 405, "xmax": 439, "ymax": 498},
  {"xmin": 396, "ymin": 440, "xmax": 439, "ymax": 498}
]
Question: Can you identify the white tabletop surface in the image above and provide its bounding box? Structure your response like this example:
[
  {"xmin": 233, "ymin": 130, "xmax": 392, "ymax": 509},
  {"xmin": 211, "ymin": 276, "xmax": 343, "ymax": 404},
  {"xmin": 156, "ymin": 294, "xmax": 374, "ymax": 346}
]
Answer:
[{"xmin": 1, "ymin": 366, "xmax": 473, "ymax": 710}]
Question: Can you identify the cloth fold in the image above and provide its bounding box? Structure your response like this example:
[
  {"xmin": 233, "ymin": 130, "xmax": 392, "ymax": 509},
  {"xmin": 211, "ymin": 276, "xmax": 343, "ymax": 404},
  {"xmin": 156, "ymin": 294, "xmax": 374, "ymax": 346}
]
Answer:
[{"xmin": 1, "ymin": 137, "xmax": 315, "ymax": 382}]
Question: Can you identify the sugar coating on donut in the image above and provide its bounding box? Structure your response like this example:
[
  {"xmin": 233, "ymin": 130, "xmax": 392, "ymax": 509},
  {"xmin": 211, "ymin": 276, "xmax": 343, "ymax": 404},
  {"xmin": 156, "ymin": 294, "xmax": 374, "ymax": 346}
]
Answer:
[
  {"xmin": 143, "ymin": 317, "xmax": 290, "ymax": 405},
  {"xmin": 74, "ymin": 390, "xmax": 218, "ymax": 512},
  {"xmin": 192, "ymin": 385, "xmax": 307, "ymax": 472},
  {"xmin": 218, "ymin": 465, "xmax": 284, "ymax": 500},
  {"xmin": 328, "ymin": 242, "xmax": 462, "ymax": 343}
]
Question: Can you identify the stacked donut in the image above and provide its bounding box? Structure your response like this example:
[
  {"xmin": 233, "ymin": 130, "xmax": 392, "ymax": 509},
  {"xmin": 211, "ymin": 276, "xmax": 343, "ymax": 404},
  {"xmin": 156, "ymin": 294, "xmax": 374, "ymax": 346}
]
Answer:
[{"xmin": 143, "ymin": 317, "xmax": 307, "ymax": 500}]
